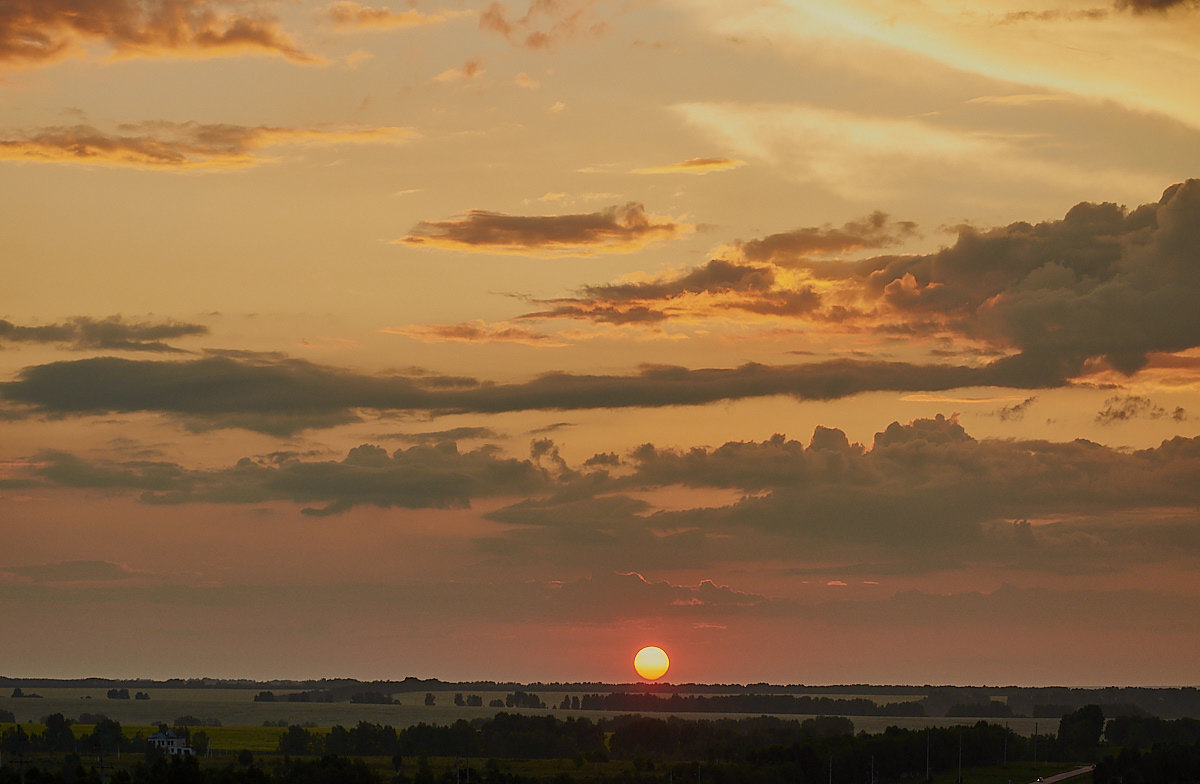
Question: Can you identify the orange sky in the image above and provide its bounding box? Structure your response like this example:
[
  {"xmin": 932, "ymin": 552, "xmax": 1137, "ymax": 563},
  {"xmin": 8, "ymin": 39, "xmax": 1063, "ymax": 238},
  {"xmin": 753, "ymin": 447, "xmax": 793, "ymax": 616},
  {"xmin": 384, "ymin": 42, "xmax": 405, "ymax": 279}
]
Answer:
[{"xmin": 2, "ymin": 0, "xmax": 1200, "ymax": 686}]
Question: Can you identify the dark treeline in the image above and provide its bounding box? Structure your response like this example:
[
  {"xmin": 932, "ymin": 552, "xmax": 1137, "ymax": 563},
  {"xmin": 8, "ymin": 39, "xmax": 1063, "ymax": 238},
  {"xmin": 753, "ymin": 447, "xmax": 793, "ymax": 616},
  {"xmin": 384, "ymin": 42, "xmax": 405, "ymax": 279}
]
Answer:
[
  {"xmin": 3, "ymin": 707, "xmax": 1160, "ymax": 784},
  {"xmin": 0, "ymin": 715, "xmax": 213, "ymax": 757},
  {"xmin": 275, "ymin": 713, "xmax": 1061, "ymax": 772},
  {"xmin": 1094, "ymin": 742, "xmax": 1200, "ymax": 784},
  {"xmin": 0, "ymin": 716, "xmax": 1072, "ymax": 784},
  {"xmin": 576, "ymin": 693, "xmax": 925, "ymax": 717}
]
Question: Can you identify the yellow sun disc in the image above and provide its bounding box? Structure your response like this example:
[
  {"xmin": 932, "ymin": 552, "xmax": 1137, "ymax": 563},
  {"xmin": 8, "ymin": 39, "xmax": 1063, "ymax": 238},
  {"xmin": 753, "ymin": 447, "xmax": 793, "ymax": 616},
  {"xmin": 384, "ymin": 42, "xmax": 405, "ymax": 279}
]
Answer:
[{"xmin": 634, "ymin": 646, "xmax": 670, "ymax": 680}]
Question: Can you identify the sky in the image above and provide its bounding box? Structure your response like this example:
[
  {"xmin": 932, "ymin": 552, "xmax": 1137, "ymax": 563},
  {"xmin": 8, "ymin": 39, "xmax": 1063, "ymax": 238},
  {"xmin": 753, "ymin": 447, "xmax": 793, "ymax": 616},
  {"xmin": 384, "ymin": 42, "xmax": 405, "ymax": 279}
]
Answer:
[{"xmin": 1, "ymin": 0, "xmax": 1200, "ymax": 688}]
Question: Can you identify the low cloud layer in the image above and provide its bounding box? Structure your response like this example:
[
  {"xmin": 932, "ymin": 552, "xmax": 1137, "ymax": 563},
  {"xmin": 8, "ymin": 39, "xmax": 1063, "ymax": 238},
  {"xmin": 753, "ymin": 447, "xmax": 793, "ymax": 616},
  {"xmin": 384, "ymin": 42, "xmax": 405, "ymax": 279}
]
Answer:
[
  {"xmin": 18, "ymin": 416, "xmax": 1200, "ymax": 578},
  {"xmin": 0, "ymin": 121, "xmax": 412, "ymax": 169},
  {"xmin": 0, "ymin": 315, "xmax": 207, "ymax": 352},
  {"xmin": 0, "ymin": 0, "xmax": 314, "ymax": 66},
  {"xmin": 32, "ymin": 440, "xmax": 551, "ymax": 516},
  {"xmin": 398, "ymin": 203, "xmax": 693, "ymax": 257}
]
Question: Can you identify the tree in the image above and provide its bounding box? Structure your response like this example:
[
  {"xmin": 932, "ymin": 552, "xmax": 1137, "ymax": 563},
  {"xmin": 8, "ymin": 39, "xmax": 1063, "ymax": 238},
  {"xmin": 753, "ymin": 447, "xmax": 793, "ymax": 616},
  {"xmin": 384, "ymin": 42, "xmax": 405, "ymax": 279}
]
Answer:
[
  {"xmin": 1059, "ymin": 705, "xmax": 1105, "ymax": 756},
  {"xmin": 42, "ymin": 712, "xmax": 76, "ymax": 752},
  {"xmin": 424, "ymin": 693, "xmax": 436, "ymax": 706},
  {"xmin": 455, "ymin": 694, "xmax": 466, "ymax": 707}
]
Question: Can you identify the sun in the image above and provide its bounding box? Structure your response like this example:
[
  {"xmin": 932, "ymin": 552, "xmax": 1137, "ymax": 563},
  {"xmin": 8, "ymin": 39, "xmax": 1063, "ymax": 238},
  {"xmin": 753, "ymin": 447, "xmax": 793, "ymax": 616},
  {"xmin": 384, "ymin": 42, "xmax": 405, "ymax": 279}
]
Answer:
[{"xmin": 633, "ymin": 646, "xmax": 670, "ymax": 680}]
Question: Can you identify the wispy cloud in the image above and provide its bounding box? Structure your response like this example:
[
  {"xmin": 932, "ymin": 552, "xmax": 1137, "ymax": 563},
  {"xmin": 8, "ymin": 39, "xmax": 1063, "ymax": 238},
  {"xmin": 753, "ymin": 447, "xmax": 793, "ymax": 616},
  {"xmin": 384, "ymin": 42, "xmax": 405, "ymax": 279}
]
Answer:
[
  {"xmin": 0, "ymin": 121, "xmax": 414, "ymax": 169},
  {"xmin": 479, "ymin": 0, "xmax": 607, "ymax": 50},
  {"xmin": 383, "ymin": 321, "xmax": 565, "ymax": 346},
  {"xmin": 323, "ymin": 2, "xmax": 469, "ymax": 31},
  {"xmin": 634, "ymin": 157, "xmax": 745, "ymax": 175}
]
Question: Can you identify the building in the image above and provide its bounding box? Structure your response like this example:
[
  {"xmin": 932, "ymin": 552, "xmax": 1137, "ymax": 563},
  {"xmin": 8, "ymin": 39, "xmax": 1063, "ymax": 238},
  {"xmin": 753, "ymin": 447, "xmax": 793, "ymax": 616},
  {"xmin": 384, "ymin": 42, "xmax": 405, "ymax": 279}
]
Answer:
[{"xmin": 147, "ymin": 731, "xmax": 193, "ymax": 756}]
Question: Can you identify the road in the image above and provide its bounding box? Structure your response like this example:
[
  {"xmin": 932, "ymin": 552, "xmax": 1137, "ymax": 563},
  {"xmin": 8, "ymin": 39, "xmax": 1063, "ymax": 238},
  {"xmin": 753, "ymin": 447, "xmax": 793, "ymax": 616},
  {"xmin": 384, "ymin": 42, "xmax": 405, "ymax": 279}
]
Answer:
[{"xmin": 1029, "ymin": 765, "xmax": 1095, "ymax": 784}]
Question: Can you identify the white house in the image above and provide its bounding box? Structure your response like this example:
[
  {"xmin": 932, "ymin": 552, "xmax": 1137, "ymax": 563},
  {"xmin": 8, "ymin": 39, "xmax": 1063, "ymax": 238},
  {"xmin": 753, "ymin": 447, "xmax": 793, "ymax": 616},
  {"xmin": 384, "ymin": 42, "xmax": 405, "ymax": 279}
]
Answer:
[{"xmin": 147, "ymin": 731, "xmax": 193, "ymax": 756}]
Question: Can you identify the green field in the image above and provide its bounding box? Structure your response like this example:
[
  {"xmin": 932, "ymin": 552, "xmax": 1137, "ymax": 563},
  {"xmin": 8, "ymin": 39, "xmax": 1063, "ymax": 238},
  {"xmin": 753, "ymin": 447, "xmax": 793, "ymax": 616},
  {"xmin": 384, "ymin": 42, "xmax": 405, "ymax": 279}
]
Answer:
[{"xmin": 0, "ymin": 688, "xmax": 1045, "ymax": 736}]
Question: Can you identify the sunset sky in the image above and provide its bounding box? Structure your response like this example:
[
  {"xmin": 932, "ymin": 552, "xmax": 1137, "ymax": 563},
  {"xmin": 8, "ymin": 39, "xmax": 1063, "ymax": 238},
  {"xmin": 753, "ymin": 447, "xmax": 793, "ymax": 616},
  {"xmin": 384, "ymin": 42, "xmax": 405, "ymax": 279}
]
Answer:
[{"xmin": 2, "ymin": 0, "xmax": 1200, "ymax": 687}]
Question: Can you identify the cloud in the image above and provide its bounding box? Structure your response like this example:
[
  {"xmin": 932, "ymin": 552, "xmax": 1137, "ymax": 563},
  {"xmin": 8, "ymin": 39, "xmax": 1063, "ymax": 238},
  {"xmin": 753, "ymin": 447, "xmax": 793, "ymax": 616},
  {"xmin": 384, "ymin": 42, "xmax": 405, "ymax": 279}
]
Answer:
[
  {"xmin": 0, "ymin": 560, "xmax": 146, "ymax": 584},
  {"xmin": 519, "ymin": 258, "xmax": 820, "ymax": 324},
  {"xmin": 0, "ymin": 315, "xmax": 207, "ymax": 352},
  {"xmin": 1116, "ymin": 0, "xmax": 1199, "ymax": 12},
  {"xmin": 524, "ymin": 181, "xmax": 1200, "ymax": 384},
  {"xmin": 996, "ymin": 396, "xmax": 1037, "ymax": 422},
  {"xmin": 323, "ymin": 2, "xmax": 466, "ymax": 30},
  {"xmin": 1, "ymin": 352, "xmax": 1052, "ymax": 433},
  {"xmin": 479, "ymin": 0, "xmax": 606, "ymax": 50},
  {"xmin": 634, "ymin": 157, "xmax": 744, "ymax": 175},
  {"xmin": 856, "ymin": 181, "xmax": 1200, "ymax": 379},
  {"xmin": 1095, "ymin": 394, "xmax": 1173, "ymax": 424},
  {"xmin": 397, "ymin": 202, "xmax": 694, "ymax": 257},
  {"xmin": 431, "ymin": 58, "xmax": 484, "ymax": 83},
  {"xmin": 510, "ymin": 213, "xmax": 910, "ymax": 325},
  {"xmin": 482, "ymin": 416, "xmax": 1200, "ymax": 574},
  {"xmin": 0, "ymin": 0, "xmax": 315, "ymax": 67},
  {"xmin": 0, "ymin": 121, "xmax": 414, "ymax": 169},
  {"xmin": 384, "ymin": 427, "xmax": 501, "ymax": 444},
  {"xmin": 31, "ymin": 441, "xmax": 551, "ymax": 516},
  {"xmin": 384, "ymin": 321, "xmax": 563, "ymax": 345},
  {"xmin": 736, "ymin": 211, "xmax": 918, "ymax": 264}
]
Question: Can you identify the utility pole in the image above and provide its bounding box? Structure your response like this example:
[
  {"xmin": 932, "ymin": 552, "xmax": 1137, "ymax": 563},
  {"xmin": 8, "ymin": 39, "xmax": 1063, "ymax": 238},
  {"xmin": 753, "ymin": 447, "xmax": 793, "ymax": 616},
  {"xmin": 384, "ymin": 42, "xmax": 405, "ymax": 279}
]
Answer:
[
  {"xmin": 957, "ymin": 729, "xmax": 963, "ymax": 784},
  {"xmin": 926, "ymin": 727, "xmax": 931, "ymax": 783},
  {"xmin": 1033, "ymin": 722, "xmax": 1038, "ymax": 771}
]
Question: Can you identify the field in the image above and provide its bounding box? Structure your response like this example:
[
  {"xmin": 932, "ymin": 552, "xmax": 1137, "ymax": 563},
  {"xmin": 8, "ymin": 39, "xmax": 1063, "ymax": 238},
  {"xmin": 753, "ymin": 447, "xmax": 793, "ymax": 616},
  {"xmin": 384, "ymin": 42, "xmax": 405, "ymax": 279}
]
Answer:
[{"xmin": 0, "ymin": 688, "xmax": 1046, "ymax": 737}]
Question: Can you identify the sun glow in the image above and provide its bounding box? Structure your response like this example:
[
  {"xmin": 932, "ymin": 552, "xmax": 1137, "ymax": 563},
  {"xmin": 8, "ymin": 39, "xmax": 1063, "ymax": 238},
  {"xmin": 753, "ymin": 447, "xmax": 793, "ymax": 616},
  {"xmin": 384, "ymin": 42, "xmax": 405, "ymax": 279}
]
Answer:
[{"xmin": 634, "ymin": 646, "xmax": 670, "ymax": 680}]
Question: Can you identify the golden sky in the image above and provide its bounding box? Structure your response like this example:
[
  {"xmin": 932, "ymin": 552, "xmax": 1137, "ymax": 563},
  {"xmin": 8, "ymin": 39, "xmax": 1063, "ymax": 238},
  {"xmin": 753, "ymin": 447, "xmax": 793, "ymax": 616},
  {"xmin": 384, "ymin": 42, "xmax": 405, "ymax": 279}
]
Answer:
[{"xmin": 2, "ymin": 0, "xmax": 1200, "ymax": 685}]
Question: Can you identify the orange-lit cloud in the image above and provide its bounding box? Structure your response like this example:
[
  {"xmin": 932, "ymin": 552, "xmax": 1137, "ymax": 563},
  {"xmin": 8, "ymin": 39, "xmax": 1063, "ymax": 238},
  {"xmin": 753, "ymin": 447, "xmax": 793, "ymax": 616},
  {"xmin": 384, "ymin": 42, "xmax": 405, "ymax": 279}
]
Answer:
[
  {"xmin": 323, "ymin": 2, "xmax": 467, "ymax": 31},
  {"xmin": 634, "ymin": 157, "xmax": 745, "ymax": 175},
  {"xmin": 479, "ymin": 0, "xmax": 607, "ymax": 50},
  {"xmin": 0, "ymin": 0, "xmax": 315, "ymax": 67},
  {"xmin": 0, "ymin": 121, "xmax": 414, "ymax": 169},
  {"xmin": 397, "ymin": 202, "xmax": 694, "ymax": 257},
  {"xmin": 513, "ymin": 213, "xmax": 915, "ymax": 325}
]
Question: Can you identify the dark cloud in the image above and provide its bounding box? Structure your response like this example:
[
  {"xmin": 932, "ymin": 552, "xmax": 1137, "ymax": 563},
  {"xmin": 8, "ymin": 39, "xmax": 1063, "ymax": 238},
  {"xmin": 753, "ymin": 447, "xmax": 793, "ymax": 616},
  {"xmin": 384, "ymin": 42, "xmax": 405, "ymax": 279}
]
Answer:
[
  {"xmin": 397, "ymin": 202, "xmax": 692, "ymax": 256},
  {"xmin": 0, "ymin": 121, "xmax": 410, "ymax": 169},
  {"xmin": 1116, "ymin": 0, "xmax": 1198, "ymax": 12},
  {"xmin": 996, "ymin": 396, "xmax": 1037, "ymax": 422},
  {"xmin": 516, "ymin": 182, "xmax": 1200, "ymax": 384},
  {"xmin": 0, "ymin": 315, "xmax": 206, "ymax": 352},
  {"xmin": 482, "ymin": 416, "xmax": 1200, "ymax": 573},
  {"xmin": 0, "ymin": 0, "xmax": 314, "ymax": 66},
  {"xmin": 858, "ymin": 181, "xmax": 1200, "ymax": 378},
  {"xmin": 513, "ymin": 214, "xmax": 913, "ymax": 324},
  {"xmin": 2, "ymin": 353, "xmax": 1055, "ymax": 432},
  {"xmin": 737, "ymin": 211, "xmax": 919, "ymax": 264},
  {"xmin": 19, "ymin": 416, "xmax": 1200, "ymax": 579},
  {"xmin": 384, "ymin": 427, "xmax": 501, "ymax": 444},
  {"xmin": 1095, "ymin": 394, "xmax": 1173, "ymax": 424},
  {"xmin": 33, "ymin": 440, "xmax": 551, "ymax": 516}
]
